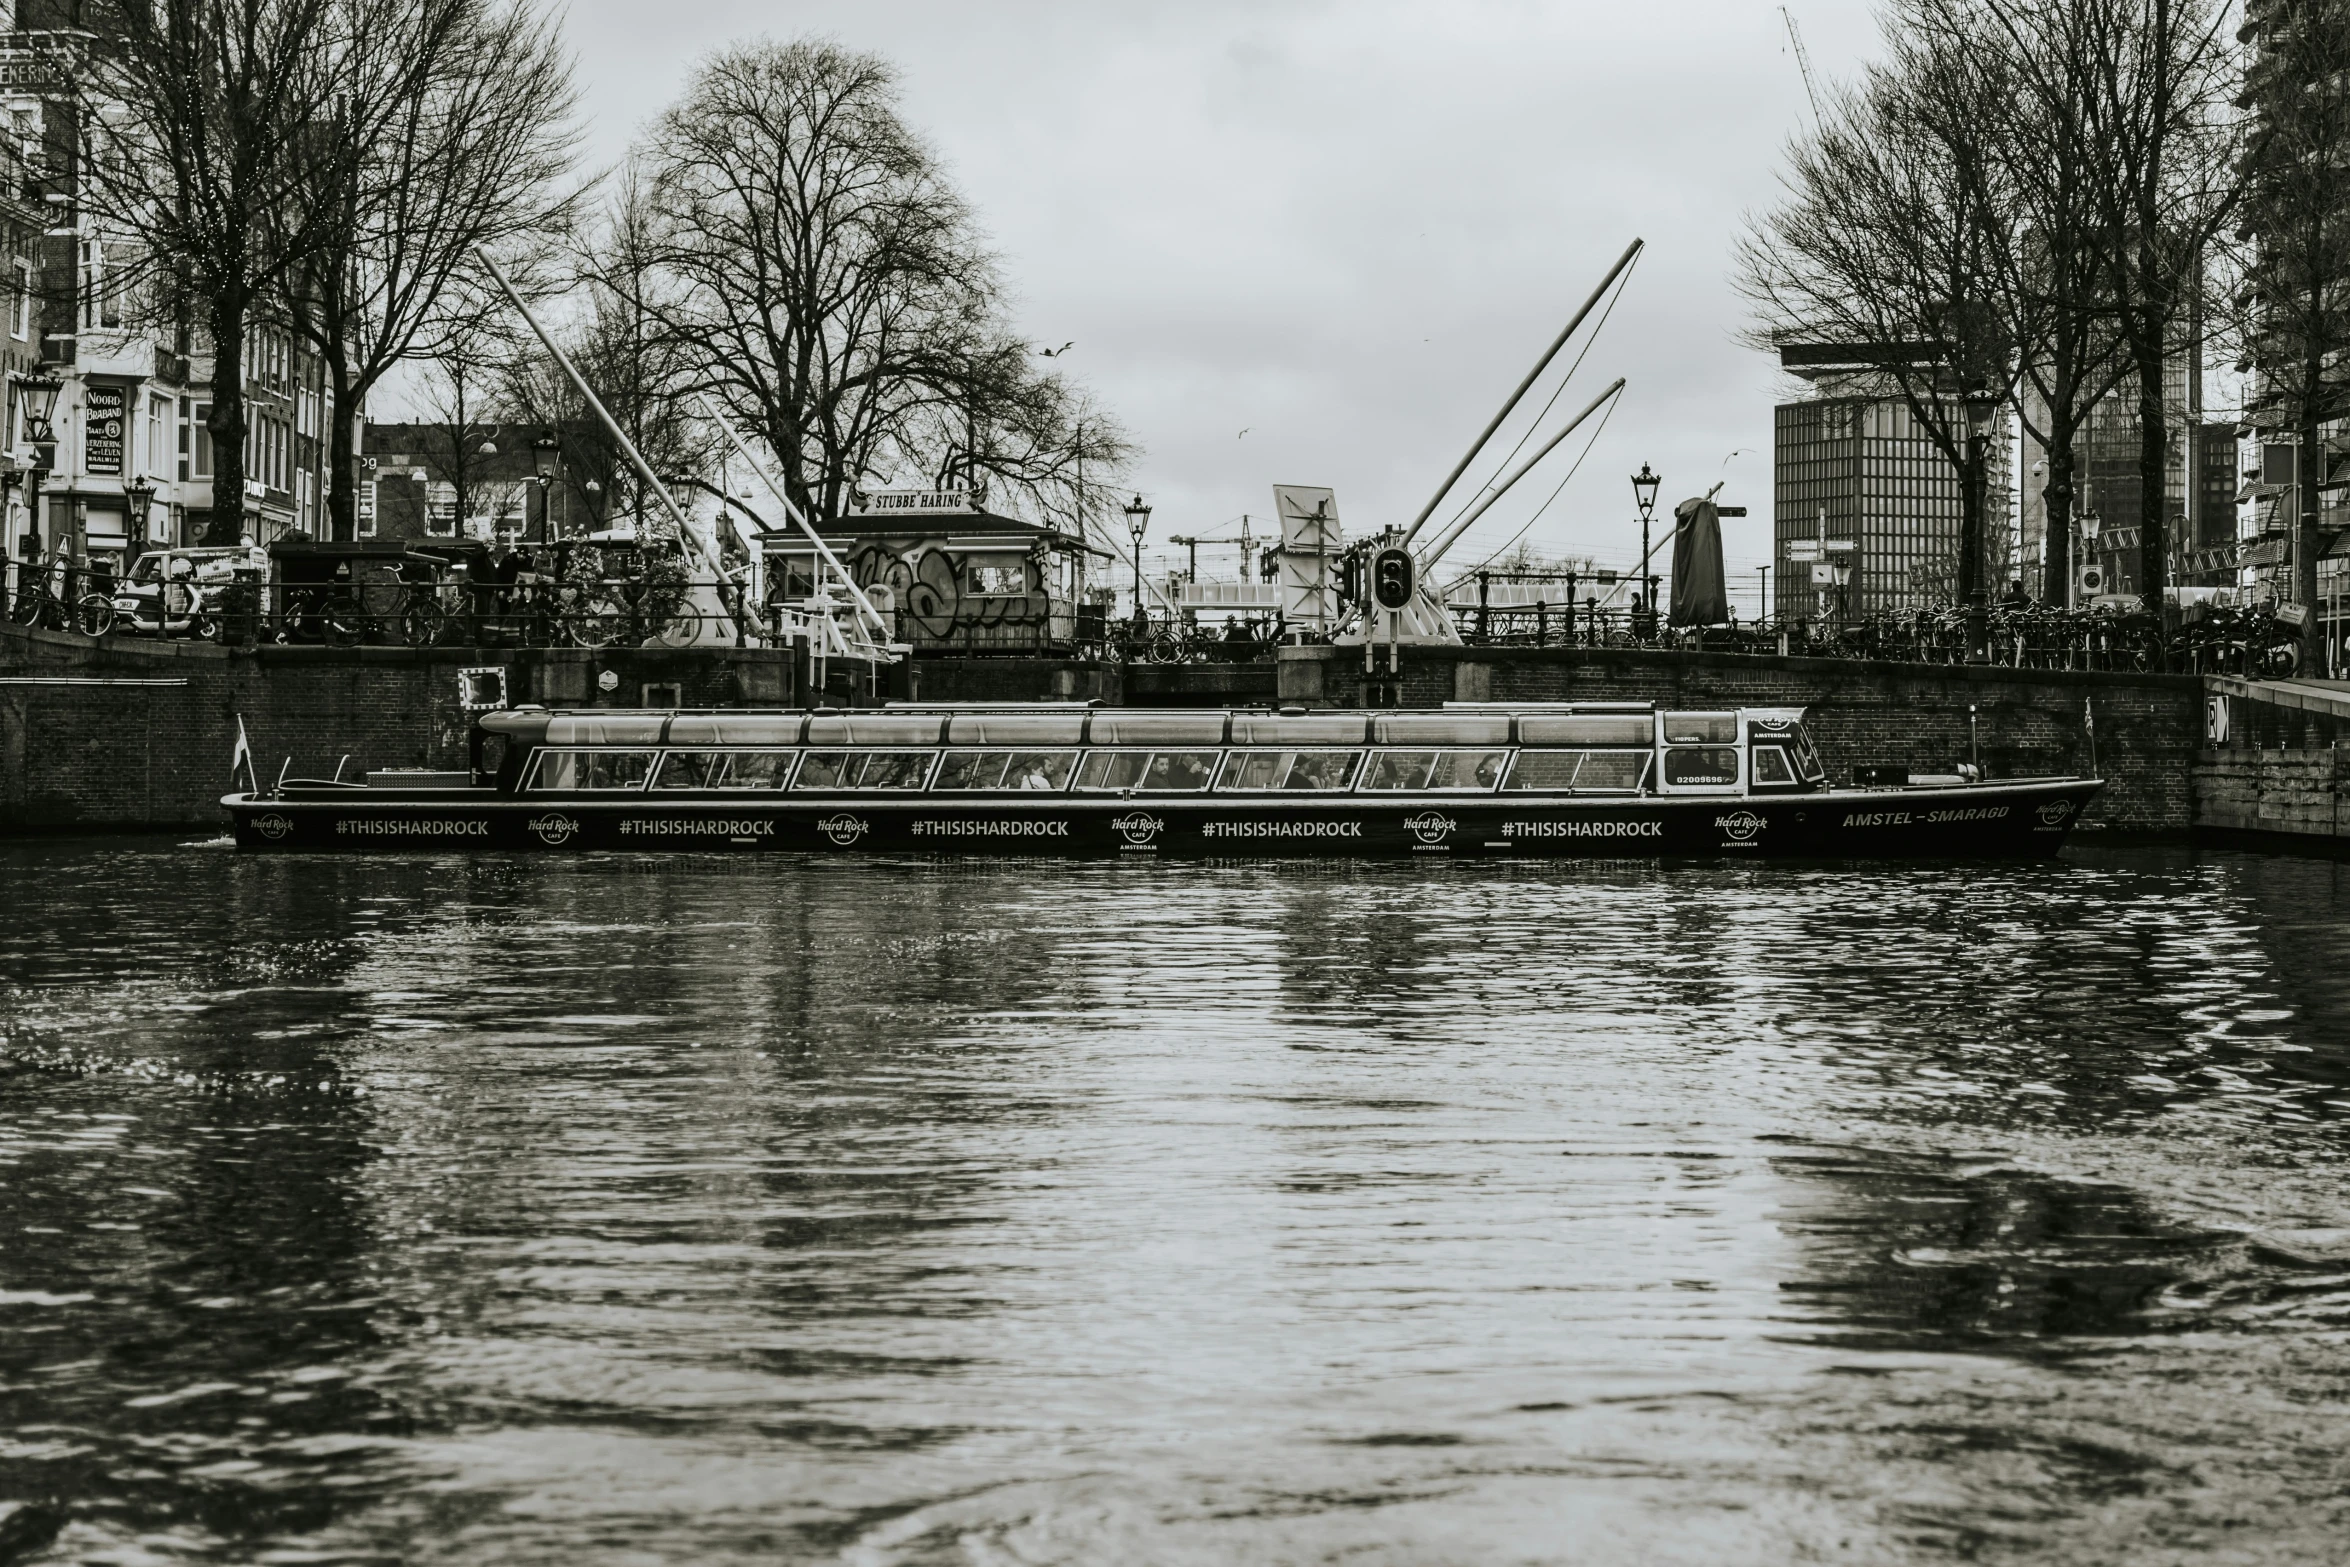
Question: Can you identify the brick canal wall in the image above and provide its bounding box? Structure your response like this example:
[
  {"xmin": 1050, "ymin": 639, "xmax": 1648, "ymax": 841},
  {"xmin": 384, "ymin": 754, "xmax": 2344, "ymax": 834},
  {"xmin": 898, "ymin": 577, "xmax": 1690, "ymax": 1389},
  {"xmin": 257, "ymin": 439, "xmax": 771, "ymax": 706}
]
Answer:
[
  {"xmin": 0, "ymin": 623, "xmax": 797, "ymax": 830},
  {"xmin": 4, "ymin": 623, "xmax": 2202, "ymax": 833},
  {"xmin": 2192, "ymin": 750, "xmax": 2350, "ymax": 843}
]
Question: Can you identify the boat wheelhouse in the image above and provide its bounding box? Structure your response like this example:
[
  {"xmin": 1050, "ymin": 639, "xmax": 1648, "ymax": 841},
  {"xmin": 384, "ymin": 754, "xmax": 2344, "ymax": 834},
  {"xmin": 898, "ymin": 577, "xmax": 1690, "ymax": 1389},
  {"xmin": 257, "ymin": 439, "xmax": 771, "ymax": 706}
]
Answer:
[{"xmin": 225, "ymin": 702, "xmax": 2102, "ymax": 858}]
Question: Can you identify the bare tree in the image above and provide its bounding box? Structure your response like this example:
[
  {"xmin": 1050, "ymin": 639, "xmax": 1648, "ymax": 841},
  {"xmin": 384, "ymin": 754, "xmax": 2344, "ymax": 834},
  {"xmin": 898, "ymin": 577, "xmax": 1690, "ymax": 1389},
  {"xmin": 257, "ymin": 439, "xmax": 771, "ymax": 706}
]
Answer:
[
  {"xmin": 1738, "ymin": 25, "xmax": 2016, "ymax": 614},
  {"xmin": 2074, "ymin": 0, "xmax": 2243, "ymax": 608},
  {"xmin": 499, "ymin": 177, "xmax": 712, "ymax": 533},
  {"xmin": 2235, "ymin": 0, "xmax": 2350, "ymax": 669},
  {"xmin": 276, "ymin": 0, "xmax": 583, "ymax": 541},
  {"xmin": 627, "ymin": 39, "xmax": 1133, "ymax": 530},
  {"xmin": 410, "ymin": 292, "xmax": 526, "ymax": 539},
  {"xmin": 80, "ymin": 0, "xmax": 354, "ymax": 544},
  {"xmin": 1915, "ymin": 0, "xmax": 2134, "ymax": 606}
]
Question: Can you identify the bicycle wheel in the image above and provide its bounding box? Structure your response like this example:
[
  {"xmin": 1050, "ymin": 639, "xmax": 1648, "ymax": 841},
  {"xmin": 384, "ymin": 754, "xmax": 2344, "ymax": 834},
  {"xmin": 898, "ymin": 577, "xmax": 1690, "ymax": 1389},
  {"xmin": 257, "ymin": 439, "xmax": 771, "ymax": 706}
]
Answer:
[
  {"xmin": 74, "ymin": 594, "xmax": 116, "ymax": 637},
  {"xmin": 400, "ymin": 597, "xmax": 448, "ymax": 648},
  {"xmin": 565, "ymin": 593, "xmax": 626, "ymax": 649},
  {"xmin": 7, "ymin": 586, "xmax": 40, "ymax": 625},
  {"xmin": 649, "ymin": 610, "xmax": 702, "ymax": 650},
  {"xmin": 1146, "ymin": 631, "xmax": 1182, "ymax": 663}
]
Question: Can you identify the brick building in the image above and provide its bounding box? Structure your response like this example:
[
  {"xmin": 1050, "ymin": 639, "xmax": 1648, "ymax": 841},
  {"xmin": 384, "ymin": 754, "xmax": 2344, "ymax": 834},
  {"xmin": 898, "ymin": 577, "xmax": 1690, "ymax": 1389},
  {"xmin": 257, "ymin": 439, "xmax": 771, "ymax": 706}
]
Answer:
[{"xmin": 361, "ymin": 421, "xmax": 608, "ymax": 546}]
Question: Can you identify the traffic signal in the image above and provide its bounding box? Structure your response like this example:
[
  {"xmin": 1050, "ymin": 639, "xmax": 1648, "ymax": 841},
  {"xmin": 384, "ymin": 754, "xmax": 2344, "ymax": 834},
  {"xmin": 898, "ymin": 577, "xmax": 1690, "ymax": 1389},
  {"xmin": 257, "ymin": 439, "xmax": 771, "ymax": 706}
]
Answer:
[{"xmin": 1371, "ymin": 547, "xmax": 1415, "ymax": 611}]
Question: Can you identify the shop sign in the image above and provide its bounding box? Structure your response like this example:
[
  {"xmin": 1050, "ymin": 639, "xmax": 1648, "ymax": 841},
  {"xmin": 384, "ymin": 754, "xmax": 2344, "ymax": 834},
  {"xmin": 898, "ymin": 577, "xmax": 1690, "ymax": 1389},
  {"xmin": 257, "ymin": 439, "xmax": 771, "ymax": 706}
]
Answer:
[{"xmin": 84, "ymin": 385, "xmax": 125, "ymax": 475}]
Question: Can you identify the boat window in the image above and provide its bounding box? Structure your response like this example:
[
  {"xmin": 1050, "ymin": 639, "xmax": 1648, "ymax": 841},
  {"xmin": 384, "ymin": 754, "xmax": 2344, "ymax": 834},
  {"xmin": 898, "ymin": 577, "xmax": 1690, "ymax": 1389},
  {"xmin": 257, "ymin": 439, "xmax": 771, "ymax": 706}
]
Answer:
[
  {"xmin": 1751, "ymin": 746, "xmax": 1797, "ymax": 787},
  {"xmin": 725, "ymin": 752, "xmax": 796, "ymax": 789},
  {"xmin": 1360, "ymin": 748, "xmax": 1509, "ymax": 791},
  {"xmin": 1661, "ymin": 712, "xmax": 1739, "ymax": 745},
  {"xmin": 1141, "ymin": 751, "xmax": 1219, "ymax": 790},
  {"xmin": 1505, "ymin": 749, "xmax": 1652, "ymax": 793},
  {"xmin": 1087, "ymin": 713, "xmax": 1227, "ymax": 745},
  {"xmin": 1787, "ymin": 725, "xmax": 1827, "ymax": 782},
  {"xmin": 933, "ymin": 750, "xmax": 1078, "ymax": 791},
  {"xmin": 651, "ymin": 749, "xmax": 796, "ymax": 790},
  {"xmin": 526, "ymin": 748, "xmax": 656, "ymax": 791},
  {"xmin": 1072, "ymin": 750, "xmax": 1220, "ymax": 792},
  {"xmin": 652, "ymin": 751, "xmax": 724, "ymax": 790},
  {"xmin": 792, "ymin": 751, "xmax": 937, "ymax": 790},
  {"xmin": 1518, "ymin": 714, "xmax": 1653, "ymax": 746},
  {"xmin": 545, "ymin": 715, "xmax": 666, "ymax": 746},
  {"xmin": 1371, "ymin": 714, "xmax": 1512, "ymax": 746},
  {"xmin": 860, "ymin": 752, "xmax": 934, "ymax": 790},
  {"xmin": 806, "ymin": 714, "xmax": 946, "ymax": 746},
  {"xmin": 1228, "ymin": 714, "xmax": 1370, "ymax": 746},
  {"xmin": 944, "ymin": 713, "xmax": 1087, "ymax": 745},
  {"xmin": 1219, "ymin": 749, "xmax": 1362, "ymax": 792},
  {"xmin": 666, "ymin": 715, "xmax": 805, "ymax": 746},
  {"xmin": 1660, "ymin": 747, "xmax": 1740, "ymax": 786}
]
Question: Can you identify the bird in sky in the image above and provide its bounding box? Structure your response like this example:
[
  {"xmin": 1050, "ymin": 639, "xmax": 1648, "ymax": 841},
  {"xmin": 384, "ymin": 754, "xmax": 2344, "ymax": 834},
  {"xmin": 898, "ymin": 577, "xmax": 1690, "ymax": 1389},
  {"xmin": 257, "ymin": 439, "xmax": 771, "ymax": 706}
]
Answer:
[
  {"xmin": 1237, "ymin": 428, "xmax": 1251, "ymax": 439},
  {"xmin": 1721, "ymin": 448, "xmax": 1752, "ymax": 470},
  {"xmin": 1037, "ymin": 341, "xmax": 1074, "ymax": 357}
]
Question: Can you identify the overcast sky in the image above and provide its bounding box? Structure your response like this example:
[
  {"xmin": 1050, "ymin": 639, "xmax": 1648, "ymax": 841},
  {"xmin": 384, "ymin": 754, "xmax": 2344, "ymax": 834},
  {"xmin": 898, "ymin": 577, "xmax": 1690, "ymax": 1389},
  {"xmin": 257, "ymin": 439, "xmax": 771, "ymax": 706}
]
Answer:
[{"xmin": 558, "ymin": 0, "xmax": 1888, "ymax": 602}]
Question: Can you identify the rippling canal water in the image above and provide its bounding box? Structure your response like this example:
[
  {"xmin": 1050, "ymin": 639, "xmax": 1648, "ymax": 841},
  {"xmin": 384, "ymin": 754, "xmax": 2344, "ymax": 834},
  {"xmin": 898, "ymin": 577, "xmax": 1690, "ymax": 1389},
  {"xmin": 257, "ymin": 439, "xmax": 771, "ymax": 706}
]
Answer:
[{"xmin": 3, "ymin": 841, "xmax": 2349, "ymax": 1565}]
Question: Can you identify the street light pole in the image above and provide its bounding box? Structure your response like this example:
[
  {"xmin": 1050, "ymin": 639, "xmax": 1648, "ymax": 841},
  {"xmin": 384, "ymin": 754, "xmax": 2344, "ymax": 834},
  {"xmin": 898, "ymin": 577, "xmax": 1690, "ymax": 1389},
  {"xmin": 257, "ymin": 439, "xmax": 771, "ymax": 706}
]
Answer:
[
  {"xmin": 532, "ymin": 433, "xmax": 560, "ymax": 546},
  {"xmin": 1123, "ymin": 494, "xmax": 1151, "ymax": 635},
  {"xmin": 1630, "ymin": 462, "xmax": 1660, "ymax": 628},
  {"xmin": 1631, "ymin": 463, "xmax": 1660, "ymax": 603},
  {"xmin": 14, "ymin": 371, "xmax": 64, "ymax": 560},
  {"xmin": 125, "ymin": 475, "xmax": 157, "ymax": 554}
]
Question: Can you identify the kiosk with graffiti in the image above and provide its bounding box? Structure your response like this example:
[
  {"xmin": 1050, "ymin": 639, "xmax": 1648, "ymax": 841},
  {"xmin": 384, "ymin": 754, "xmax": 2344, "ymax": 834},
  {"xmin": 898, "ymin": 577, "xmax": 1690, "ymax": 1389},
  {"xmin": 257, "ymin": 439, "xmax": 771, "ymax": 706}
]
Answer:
[{"xmin": 757, "ymin": 489, "xmax": 1107, "ymax": 654}]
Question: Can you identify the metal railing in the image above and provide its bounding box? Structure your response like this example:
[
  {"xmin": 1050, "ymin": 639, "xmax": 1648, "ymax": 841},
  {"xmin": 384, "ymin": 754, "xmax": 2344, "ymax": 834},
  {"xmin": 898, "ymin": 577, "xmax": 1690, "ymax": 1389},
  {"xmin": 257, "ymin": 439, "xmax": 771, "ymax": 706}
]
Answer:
[
  {"xmin": 9, "ymin": 552, "xmax": 2317, "ymax": 679},
  {"xmin": 2, "ymin": 556, "xmax": 842, "ymax": 652}
]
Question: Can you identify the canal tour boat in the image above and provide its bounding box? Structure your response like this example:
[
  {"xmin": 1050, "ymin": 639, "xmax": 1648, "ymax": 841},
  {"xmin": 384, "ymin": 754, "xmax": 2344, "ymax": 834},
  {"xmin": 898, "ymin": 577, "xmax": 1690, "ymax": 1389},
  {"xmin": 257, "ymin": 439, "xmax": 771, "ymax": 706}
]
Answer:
[{"xmin": 222, "ymin": 702, "xmax": 2103, "ymax": 859}]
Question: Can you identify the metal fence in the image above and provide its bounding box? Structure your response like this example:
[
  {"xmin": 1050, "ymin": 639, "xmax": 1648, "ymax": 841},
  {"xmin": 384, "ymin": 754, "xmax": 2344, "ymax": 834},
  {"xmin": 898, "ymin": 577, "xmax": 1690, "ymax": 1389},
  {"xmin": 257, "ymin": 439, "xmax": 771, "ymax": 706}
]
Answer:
[
  {"xmin": 2, "ymin": 555, "xmax": 801, "ymax": 651},
  {"xmin": 9, "ymin": 553, "xmax": 2316, "ymax": 679}
]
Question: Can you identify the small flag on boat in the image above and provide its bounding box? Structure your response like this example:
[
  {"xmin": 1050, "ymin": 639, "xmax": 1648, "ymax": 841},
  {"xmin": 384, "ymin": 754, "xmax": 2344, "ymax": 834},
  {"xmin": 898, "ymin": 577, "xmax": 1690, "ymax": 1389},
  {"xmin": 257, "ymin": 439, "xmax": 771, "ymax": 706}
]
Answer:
[
  {"xmin": 231, "ymin": 715, "xmax": 254, "ymax": 791},
  {"xmin": 2084, "ymin": 697, "xmax": 2094, "ymax": 733}
]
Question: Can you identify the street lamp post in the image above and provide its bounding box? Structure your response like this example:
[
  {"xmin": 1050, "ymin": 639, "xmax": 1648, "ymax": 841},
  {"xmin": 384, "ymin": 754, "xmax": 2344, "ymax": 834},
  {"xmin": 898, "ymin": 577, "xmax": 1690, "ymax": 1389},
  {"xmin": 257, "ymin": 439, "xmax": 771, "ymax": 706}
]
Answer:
[
  {"xmin": 14, "ymin": 370, "xmax": 64, "ymax": 559},
  {"xmin": 1962, "ymin": 393, "xmax": 1997, "ymax": 660},
  {"xmin": 125, "ymin": 475, "xmax": 157, "ymax": 553},
  {"xmin": 1631, "ymin": 462, "xmax": 1660, "ymax": 612},
  {"xmin": 1123, "ymin": 493, "xmax": 1151, "ymax": 635},
  {"xmin": 532, "ymin": 433, "xmax": 560, "ymax": 546}
]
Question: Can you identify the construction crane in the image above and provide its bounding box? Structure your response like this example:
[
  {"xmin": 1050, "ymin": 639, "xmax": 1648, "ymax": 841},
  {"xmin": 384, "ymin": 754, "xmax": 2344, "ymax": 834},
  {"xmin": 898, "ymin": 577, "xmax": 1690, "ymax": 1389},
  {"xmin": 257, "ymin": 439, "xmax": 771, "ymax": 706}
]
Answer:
[{"xmin": 1780, "ymin": 6, "xmax": 1824, "ymax": 124}]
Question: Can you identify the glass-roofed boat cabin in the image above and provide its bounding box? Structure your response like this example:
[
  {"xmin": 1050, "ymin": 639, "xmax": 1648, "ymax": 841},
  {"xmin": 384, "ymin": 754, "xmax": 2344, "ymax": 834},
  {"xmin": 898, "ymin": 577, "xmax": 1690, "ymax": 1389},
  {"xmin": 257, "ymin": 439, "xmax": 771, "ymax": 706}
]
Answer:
[{"xmin": 468, "ymin": 704, "xmax": 1831, "ymax": 800}]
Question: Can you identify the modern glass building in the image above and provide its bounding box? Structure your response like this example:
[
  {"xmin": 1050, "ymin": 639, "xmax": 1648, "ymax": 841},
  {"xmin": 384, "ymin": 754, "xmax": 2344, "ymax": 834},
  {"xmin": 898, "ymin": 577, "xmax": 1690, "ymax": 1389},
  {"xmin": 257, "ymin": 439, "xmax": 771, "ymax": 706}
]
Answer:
[{"xmin": 1772, "ymin": 392, "xmax": 2013, "ymax": 623}]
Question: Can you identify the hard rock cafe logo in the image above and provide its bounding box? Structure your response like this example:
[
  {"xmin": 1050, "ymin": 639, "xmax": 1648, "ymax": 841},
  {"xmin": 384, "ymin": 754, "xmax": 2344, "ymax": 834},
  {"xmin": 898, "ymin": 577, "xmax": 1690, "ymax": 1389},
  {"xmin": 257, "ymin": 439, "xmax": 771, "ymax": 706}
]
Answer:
[
  {"xmin": 1714, "ymin": 809, "xmax": 1767, "ymax": 843},
  {"xmin": 528, "ymin": 812, "xmax": 581, "ymax": 847},
  {"xmin": 817, "ymin": 813, "xmax": 871, "ymax": 847},
  {"xmin": 1404, "ymin": 811, "xmax": 1458, "ymax": 846},
  {"xmin": 2037, "ymin": 799, "xmax": 2075, "ymax": 826},
  {"xmin": 252, "ymin": 812, "xmax": 294, "ymax": 841},
  {"xmin": 1752, "ymin": 715, "xmax": 1794, "ymax": 732},
  {"xmin": 1111, "ymin": 811, "xmax": 1165, "ymax": 846}
]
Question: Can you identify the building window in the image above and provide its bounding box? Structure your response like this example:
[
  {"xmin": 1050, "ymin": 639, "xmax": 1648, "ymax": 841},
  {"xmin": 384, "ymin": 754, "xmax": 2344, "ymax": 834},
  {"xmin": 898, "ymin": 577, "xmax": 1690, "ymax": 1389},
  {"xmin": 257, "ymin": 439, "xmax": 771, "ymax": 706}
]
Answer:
[
  {"xmin": 426, "ymin": 480, "xmax": 457, "ymax": 536},
  {"xmin": 9, "ymin": 258, "xmax": 27, "ymax": 341},
  {"xmin": 146, "ymin": 394, "xmax": 168, "ymax": 478},
  {"xmin": 191, "ymin": 402, "xmax": 212, "ymax": 479},
  {"xmin": 77, "ymin": 238, "xmax": 121, "ymax": 331}
]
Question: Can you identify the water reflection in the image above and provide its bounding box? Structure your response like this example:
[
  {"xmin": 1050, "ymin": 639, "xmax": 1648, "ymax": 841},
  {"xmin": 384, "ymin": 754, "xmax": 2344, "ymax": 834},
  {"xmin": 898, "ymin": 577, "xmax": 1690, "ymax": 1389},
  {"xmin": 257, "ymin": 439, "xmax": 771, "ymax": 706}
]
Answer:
[{"xmin": 1, "ymin": 841, "xmax": 2347, "ymax": 1563}]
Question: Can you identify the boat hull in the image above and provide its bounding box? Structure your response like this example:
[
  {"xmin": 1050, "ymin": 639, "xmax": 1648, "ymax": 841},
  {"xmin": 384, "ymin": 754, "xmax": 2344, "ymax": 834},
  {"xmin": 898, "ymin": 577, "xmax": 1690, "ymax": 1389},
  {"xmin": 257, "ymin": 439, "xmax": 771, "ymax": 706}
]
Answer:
[{"xmin": 224, "ymin": 777, "xmax": 2104, "ymax": 859}]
